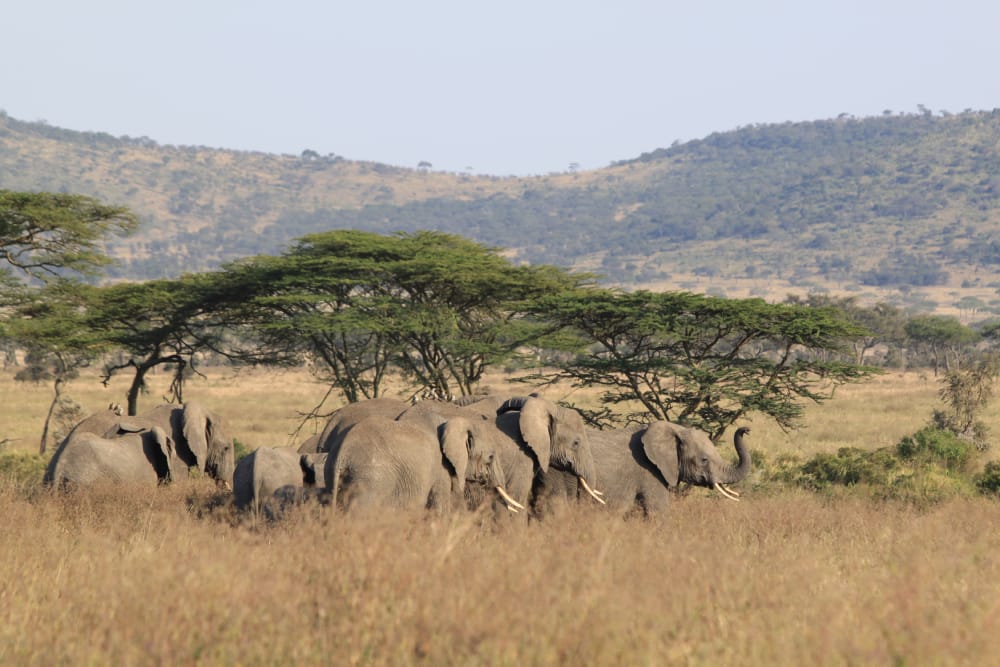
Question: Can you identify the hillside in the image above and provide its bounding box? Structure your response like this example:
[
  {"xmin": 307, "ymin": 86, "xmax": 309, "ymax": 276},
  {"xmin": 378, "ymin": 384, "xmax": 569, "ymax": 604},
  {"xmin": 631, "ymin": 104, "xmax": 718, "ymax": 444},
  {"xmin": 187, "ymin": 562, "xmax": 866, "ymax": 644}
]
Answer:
[{"xmin": 1, "ymin": 109, "xmax": 999, "ymax": 317}]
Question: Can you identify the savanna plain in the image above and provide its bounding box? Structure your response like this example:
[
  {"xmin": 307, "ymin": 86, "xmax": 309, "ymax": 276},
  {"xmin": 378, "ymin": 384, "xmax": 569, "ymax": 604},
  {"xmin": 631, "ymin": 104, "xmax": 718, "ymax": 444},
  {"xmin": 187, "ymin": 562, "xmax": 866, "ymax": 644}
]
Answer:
[{"xmin": 2, "ymin": 366, "xmax": 1000, "ymax": 666}]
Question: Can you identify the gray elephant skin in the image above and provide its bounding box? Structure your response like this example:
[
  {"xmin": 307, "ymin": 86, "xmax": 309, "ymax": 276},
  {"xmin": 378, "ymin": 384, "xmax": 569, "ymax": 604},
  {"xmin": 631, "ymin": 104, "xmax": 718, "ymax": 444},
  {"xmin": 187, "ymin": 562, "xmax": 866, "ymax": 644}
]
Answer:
[
  {"xmin": 539, "ymin": 423, "xmax": 751, "ymax": 517},
  {"xmin": 324, "ymin": 410, "xmax": 514, "ymax": 514},
  {"xmin": 315, "ymin": 396, "xmax": 411, "ymax": 455},
  {"xmin": 44, "ymin": 423, "xmax": 177, "ymax": 487},
  {"xmin": 491, "ymin": 396, "xmax": 604, "ymax": 514},
  {"xmin": 400, "ymin": 395, "xmax": 605, "ymax": 517},
  {"xmin": 232, "ymin": 446, "xmax": 327, "ymax": 513},
  {"xmin": 44, "ymin": 400, "xmax": 235, "ymax": 488}
]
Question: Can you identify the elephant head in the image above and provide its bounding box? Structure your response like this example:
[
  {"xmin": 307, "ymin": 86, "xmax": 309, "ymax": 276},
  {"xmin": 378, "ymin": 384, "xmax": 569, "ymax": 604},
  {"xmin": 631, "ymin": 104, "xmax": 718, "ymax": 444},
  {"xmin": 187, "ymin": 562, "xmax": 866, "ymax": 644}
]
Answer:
[
  {"xmin": 180, "ymin": 401, "xmax": 234, "ymax": 486},
  {"xmin": 640, "ymin": 423, "xmax": 751, "ymax": 499},
  {"xmin": 497, "ymin": 396, "xmax": 604, "ymax": 504},
  {"xmin": 440, "ymin": 415, "xmax": 524, "ymax": 513},
  {"xmin": 136, "ymin": 401, "xmax": 234, "ymax": 487}
]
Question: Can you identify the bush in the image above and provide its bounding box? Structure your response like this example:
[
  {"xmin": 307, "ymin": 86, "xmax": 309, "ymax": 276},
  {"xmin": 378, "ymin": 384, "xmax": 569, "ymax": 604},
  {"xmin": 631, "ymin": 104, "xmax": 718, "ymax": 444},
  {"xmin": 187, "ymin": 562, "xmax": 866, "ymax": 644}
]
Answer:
[
  {"xmin": 896, "ymin": 427, "xmax": 975, "ymax": 472},
  {"xmin": 876, "ymin": 469, "xmax": 975, "ymax": 508},
  {"xmin": 797, "ymin": 447, "xmax": 897, "ymax": 490},
  {"xmin": 975, "ymin": 461, "xmax": 1000, "ymax": 494},
  {"xmin": 0, "ymin": 451, "xmax": 48, "ymax": 489}
]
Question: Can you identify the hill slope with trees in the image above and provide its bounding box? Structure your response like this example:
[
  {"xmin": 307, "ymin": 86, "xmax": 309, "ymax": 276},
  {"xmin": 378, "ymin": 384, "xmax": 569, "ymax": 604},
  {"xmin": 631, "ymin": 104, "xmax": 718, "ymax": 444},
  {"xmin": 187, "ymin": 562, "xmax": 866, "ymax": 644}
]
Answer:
[{"xmin": 1, "ymin": 109, "xmax": 998, "ymax": 301}]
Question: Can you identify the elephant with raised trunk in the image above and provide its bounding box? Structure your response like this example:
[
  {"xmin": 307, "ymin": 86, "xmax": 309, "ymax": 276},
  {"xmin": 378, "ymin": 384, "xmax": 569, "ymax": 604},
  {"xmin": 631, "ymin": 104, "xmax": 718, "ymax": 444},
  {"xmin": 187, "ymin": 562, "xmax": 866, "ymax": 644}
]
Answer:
[{"xmin": 538, "ymin": 423, "xmax": 751, "ymax": 518}]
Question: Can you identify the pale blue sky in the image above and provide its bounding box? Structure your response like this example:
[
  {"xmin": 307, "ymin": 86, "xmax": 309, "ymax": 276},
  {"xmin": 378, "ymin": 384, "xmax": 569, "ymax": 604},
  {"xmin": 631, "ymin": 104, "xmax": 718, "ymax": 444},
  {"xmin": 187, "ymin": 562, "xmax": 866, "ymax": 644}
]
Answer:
[{"xmin": 2, "ymin": 1, "xmax": 998, "ymax": 175}]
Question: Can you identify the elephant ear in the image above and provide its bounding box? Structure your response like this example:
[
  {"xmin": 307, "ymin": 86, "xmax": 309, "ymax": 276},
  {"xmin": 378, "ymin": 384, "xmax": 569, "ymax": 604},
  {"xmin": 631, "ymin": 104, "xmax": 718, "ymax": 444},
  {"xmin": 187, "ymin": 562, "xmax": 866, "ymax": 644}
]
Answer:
[
  {"xmin": 440, "ymin": 417, "xmax": 471, "ymax": 492},
  {"xmin": 181, "ymin": 401, "xmax": 210, "ymax": 469},
  {"xmin": 149, "ymin": 425, "xmax": 175, "ymax": 483},
  {"xmin": 517, "ymin": 397, "xmax": 552, "ymax": 472},
  {"xmin": 640, "ymin": 421, "xmax": 681, "ymax": 487}
]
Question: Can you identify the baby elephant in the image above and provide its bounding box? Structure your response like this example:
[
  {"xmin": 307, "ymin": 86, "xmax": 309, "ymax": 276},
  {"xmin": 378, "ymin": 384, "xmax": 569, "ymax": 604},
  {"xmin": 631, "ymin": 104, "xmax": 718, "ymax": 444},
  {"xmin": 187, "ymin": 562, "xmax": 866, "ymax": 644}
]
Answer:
[{"xmin": 232, "ymin": 447, "xmax": 326, "ymax": 514}]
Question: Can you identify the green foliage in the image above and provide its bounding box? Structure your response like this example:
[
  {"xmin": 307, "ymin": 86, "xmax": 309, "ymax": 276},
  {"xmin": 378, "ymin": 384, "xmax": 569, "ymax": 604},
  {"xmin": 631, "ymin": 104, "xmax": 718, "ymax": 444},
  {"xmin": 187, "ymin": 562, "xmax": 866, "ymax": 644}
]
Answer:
[
  {"xmin": 4, "ymin": 111, "xmax": 1000, "ymax": 286},
  {"xmin": 0, "ymin": 451, "xmax": 48, "ymax": 489},
  {"xmin": 876, "ymin": 469, "xmax": 975, "ymax": 508},
  {"xmin": 930, "ymin": 356, "xmax": 998, "ymax": 450},
  {"xmin": 0, "ymin": 189, "xmax": 137, "ymax": 280},
  {"xmin": 530, "ymin": 288, "xmax": 879, "ymax": 439},
  {"xmin": 219, "ymin": 230, "xmax": 587, "ymax": 403},
  {"xmin": 797, "ymin": 447, "xmax": 898, "ymax": 490},
  {"xmin": 974, "ymin": 461, "xmax": 1000, "ymax": 494},
  {"xmin": 895, "ymin": 427, "xmax": 976, "ymax": 472},
  {"xmin": 233, "ymin": 438, "xmax": 251, "ymax": 464},
  {"xmin": 767, "ymin": 427, "xmax": 985, "ymax": 507}
]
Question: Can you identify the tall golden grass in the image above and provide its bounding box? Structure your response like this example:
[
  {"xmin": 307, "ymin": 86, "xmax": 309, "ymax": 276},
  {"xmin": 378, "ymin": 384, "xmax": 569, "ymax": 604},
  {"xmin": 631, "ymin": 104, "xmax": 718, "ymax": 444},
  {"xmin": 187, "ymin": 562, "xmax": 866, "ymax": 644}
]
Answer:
[{"xmin": 2, "ymin": 366, "xmax": 1000, "ymax": 665}]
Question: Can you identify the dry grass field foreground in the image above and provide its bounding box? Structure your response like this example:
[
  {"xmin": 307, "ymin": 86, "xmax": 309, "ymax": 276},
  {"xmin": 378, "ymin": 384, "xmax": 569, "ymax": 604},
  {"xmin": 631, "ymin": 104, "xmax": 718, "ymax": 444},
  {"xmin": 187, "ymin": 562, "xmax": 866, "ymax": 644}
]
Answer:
[{"xmin": 3, "ymin": 366, "xmax": 1000, "ymax": 665}]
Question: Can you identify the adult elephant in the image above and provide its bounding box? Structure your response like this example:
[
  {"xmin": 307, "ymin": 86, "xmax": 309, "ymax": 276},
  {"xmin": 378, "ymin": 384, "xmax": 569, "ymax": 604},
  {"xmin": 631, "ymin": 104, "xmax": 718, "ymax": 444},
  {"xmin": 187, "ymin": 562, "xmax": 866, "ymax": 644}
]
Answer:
[
  {"xmin": 492, "ymin": 396, "xmax": 605, "ymax": 512},
  {"xmin": 325, "ymin": 413, "xmax": 517, "ymax": 514},
  {"xmin": 397, "ymin": 399, "xmax": 527, "ymax": 514},
  {"xmin": 44, "ymin": 424, "xmax": 177, "ymax": 488},
  {"xmin": 232, "ymin": 447, "xmax": 326, "ymax": 513},
  {"xmin": 403, "ymin": 395, "xmax": 604, "ymax": 517},
  {"xmin": 129, "ymin": 400, "xmax": 236, "ymax": 486},
  {"xmin": 539, "ymin": 423, "xmax": 751, "ymax": 518},
  {"xmin": 315, "ymin": 397, "xmax": 411, "ymax": 455}
]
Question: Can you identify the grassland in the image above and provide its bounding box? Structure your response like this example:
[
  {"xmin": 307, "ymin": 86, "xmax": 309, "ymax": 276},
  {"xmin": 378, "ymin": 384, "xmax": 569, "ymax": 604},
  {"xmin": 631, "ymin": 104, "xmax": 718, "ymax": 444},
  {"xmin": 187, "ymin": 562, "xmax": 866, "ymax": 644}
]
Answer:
[{"xmin": 2, "ymin": 366, "xmax": 1000, "ymax": 665}]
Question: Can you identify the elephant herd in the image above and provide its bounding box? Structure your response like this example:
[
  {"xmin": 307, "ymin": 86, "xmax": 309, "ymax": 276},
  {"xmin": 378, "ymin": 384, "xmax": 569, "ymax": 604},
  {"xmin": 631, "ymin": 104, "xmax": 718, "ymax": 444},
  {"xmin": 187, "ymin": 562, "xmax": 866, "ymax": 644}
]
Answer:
[{"xmin": 43, "ymin": 393, "xmax": 753, "ymax": 520}]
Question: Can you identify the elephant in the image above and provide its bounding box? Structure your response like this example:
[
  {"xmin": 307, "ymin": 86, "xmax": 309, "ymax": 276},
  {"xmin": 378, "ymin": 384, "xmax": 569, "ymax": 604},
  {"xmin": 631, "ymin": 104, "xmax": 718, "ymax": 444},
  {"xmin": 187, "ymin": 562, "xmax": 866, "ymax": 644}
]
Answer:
[
  {"xmin": 47, "ymin": 403, "xmax": 123, "ymax": 456},
  {"xmin": 261, "ymin": 484, "xmax": 331, "ymax": 522},
  {"xmin": 325, "ymin": 413, "xmax": 514, "ymax": 514},
  {"xmin": 538, "ymin": 423, "xmax": 752, "ymax": 518},
  {"xmin": 127, "ymin": 400, "xmax": 236, "ymax": 486},
  {"xmin": 315, "ymin": 397, "xmax": 411, "ymax": 455},
  {"xmin": 43, "ymin": 423, "xmax": 177, "ymax": 488},
  {"xmin": 396, "ymin": 400, "xmax": 526, "ymax": 514},
  {"xmin": 491, "ymin": 396, "xmax": 605, "ymax": 513},
  {"xmin": 400, "ymin": 394, "xmax": 604, "ymax": 518},
  {"xmin": 296, "ymin": 433, "xmax": 322, "ymax": 454},
  {"xmin": 232, "ymin": 447, "xmax": 327, "ymax": 513}
]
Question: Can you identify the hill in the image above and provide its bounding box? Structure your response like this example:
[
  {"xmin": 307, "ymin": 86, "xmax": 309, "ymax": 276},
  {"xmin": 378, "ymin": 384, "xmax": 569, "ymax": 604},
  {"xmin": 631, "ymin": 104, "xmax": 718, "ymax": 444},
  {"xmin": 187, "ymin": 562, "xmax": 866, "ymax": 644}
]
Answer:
[{"xmin": 1, "ymin": 109, "xmax": 999, "ymax": 317}]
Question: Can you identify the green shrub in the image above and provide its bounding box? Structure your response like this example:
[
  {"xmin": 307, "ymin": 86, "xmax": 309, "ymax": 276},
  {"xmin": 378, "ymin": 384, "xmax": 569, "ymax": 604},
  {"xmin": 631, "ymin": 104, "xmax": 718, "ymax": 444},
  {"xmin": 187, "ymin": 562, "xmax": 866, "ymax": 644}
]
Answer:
[
  {"xmin": 0, "ymin": 451, "xmax": 48, "ymax": 489},
  {"xmin": 975, "ymin": 461, "xmax": 1000, "ymax": 495},
  {"xmin": 876, "ymin": 468, "xmax": 975, "ymax": 508},
  {"xmin": 233, "ymin": 438, "xmax": 251, "ymax": 464},
  {"xmin": 798, "ymin": 447, "xmax": 897, "ymax": 490},
  {"xmin": 895, "ymin": 427, "xmax": 975, "ymax": 472}
]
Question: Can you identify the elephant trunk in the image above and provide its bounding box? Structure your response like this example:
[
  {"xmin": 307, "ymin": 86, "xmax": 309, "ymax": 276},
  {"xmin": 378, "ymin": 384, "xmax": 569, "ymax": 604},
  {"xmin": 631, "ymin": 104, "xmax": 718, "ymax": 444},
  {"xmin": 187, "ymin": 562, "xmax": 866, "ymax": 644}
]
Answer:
[
  {"xmin": 572, "ymin": 444, "xmax": 605, "ymax": 504},
  {"xmin": 719, "ymin": 426, "xmax": 752, "ymax": 485}
]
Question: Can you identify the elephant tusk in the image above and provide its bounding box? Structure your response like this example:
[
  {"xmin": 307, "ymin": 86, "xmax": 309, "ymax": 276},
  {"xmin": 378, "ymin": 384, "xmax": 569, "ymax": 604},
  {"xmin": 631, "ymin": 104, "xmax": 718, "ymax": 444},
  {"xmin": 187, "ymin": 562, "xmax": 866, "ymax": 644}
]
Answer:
[
  {"xmin": 495, "ymin": 485, "xmax": 525, "ymax": 511},
  {"xmin": 579, "ymin": 476, "xmax": 607, "ymax": 505},
  {"xmin": 719, "ymin": 483, "xmax": 741, "ymax": 498},
  {"xmin": 714, "ymin": 482, "xmax": 741, "ymax": 502}
]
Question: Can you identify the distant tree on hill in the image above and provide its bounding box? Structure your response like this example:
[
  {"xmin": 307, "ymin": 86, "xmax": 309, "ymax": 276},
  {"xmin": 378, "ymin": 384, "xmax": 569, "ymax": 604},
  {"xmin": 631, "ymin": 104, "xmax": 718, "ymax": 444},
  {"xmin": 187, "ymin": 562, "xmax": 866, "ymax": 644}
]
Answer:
[{"xmin": 905, "ymin": 315, "xmax": 979, "ymax": 376}]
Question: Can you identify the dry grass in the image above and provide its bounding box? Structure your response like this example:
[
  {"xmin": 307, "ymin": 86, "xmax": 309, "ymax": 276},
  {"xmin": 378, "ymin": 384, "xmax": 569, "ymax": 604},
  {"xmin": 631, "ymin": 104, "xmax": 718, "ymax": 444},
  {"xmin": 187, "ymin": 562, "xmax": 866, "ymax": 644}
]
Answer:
[{"xmin": 3, "ymin": 366, "xmax": 1000, "ymax": 664}]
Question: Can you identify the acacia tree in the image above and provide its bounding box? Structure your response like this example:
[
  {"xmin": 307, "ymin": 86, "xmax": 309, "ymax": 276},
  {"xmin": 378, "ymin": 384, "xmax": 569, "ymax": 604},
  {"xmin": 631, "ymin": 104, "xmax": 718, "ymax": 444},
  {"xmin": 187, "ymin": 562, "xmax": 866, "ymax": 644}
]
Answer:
[
  {"xmin": 379, "ymin": 232, "xmax": 584, "ymax": 398},
  {"xmin": 0, "ymin": 190, "xmax": 136, "ymax": 281},
  {"xmin": 529, "ymin": 289, "xmax": 878, "ymax": 440},
  {"xmin": 785, "ymin": 294, "xmax": 907, "ymax": 366},
  {"xmin": 5, "ymin": 281, "xmax": 107, "ymax": 453},
  {"xmin": 905, "ymin": 315, "xmax": 979, "ymax": 375},
  {"xmin": 220, "ymin": 230, "xmax": 585, "ymax": 406},
  {"xmin": 86, "ymin": 275, "xmax": 229, "ymax": 415}
]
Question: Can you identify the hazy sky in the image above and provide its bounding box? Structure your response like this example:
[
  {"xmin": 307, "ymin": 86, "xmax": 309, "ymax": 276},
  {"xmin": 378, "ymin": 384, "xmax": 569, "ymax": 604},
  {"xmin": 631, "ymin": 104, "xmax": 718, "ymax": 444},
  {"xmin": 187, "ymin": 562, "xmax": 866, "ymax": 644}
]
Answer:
[{"xmin": 2, "ymin": 1, "xmax": 998, "ymax": 175}]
